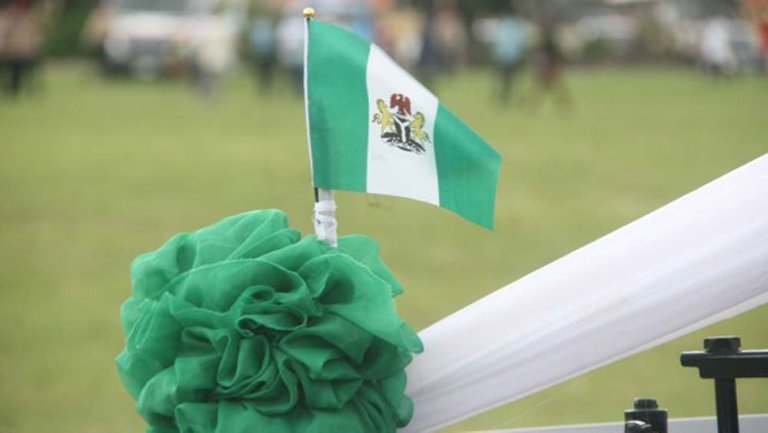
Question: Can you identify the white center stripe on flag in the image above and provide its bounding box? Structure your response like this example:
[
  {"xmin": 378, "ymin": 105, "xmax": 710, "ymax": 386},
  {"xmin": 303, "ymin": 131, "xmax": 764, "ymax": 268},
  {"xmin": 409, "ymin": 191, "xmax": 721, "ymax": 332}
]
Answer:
[{"xmin": 365, "ymin": 45, "xmax": 440, "ymax": 206}]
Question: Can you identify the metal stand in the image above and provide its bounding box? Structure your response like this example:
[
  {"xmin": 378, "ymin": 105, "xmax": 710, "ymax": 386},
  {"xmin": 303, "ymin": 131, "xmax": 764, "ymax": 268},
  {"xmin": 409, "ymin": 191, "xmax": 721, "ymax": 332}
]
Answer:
[
  {"xmin": 680, "ymin": 336, "xmax": 768, "ymax": 433},
  {"xmin": 624, "ymin": 398, "xmax": 667, "ymax": 433}
]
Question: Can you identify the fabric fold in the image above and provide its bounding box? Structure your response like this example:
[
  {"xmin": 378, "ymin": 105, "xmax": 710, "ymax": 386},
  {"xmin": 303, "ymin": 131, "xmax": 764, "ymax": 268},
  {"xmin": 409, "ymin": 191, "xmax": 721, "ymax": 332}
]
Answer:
[{"xmin": 117, "ymin": 209, "xmax": 422, "ymax": 433}]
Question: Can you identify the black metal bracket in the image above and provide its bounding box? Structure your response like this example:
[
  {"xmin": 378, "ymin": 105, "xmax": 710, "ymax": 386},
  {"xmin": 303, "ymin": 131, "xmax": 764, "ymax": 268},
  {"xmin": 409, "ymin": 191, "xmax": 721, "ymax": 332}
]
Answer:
[{"xmin": 680, "ymin": 336, "xmax": 768, "ymax": 433}]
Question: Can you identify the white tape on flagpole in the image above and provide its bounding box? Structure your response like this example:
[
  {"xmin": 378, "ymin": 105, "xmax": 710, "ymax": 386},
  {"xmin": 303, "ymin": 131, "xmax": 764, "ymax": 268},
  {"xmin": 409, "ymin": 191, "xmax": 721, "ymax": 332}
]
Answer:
[
  {"xmin": 313, "ymin": 188, "xmax": 338, "ymax": 247},
  {"xmin": 401, "ymin": 154, "xmax": 768, "ymax": 432}
]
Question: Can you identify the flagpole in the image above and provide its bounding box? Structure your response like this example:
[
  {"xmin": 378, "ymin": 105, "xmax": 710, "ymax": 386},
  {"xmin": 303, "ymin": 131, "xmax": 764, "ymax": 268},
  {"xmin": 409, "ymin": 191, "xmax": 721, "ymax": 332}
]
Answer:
[{"xmin": 303, "ymin": 6, "xmax": 338, "ymax": 247}]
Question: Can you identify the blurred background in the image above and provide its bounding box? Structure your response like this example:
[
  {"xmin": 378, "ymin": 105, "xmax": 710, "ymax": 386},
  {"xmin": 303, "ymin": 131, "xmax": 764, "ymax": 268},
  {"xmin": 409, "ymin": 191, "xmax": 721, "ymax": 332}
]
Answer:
[{"xmin": 0, "ymin": 0, "xmax": 766, "ymax": 432}]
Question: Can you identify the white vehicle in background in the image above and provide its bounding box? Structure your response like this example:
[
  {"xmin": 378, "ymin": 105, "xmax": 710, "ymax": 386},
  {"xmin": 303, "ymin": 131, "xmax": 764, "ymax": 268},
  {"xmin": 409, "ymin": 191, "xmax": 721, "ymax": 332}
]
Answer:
[{"xmin": 102, "ymin": 0, "xmax": 244, "ymax": 78}]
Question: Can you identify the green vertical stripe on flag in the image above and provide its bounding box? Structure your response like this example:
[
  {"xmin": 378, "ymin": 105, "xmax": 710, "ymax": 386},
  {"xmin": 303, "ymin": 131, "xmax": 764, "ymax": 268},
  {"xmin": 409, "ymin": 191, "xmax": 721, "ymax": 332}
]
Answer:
[
  {"xmin": 434, "ymin": 106, "xmax": 502, "ymax": 229},
  {"xmin": 307, "ymin": 21, "xmax": 370, "ymax": 192}
]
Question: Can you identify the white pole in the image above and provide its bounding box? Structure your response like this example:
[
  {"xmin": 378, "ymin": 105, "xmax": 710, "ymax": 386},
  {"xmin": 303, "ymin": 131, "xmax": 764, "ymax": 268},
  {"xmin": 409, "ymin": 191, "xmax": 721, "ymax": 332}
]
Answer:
[{"xmin": 401, "ymin": 154, "xmax": 768, "ymax": 432}]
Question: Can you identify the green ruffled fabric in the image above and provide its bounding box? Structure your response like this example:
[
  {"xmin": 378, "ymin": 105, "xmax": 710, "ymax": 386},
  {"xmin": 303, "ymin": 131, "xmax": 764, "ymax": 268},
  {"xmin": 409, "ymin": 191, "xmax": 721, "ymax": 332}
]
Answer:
[{"xmin": 117, "ymin": 210, "xmax": 423, "ymax": 433}]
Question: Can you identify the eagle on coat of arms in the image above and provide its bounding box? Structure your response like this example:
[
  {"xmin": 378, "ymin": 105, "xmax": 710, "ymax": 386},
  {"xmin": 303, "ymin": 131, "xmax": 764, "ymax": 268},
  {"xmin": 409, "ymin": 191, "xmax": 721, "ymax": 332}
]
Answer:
[{"xmin": 372, "ymin": 93, "xmax": 430, "ymax": 154}]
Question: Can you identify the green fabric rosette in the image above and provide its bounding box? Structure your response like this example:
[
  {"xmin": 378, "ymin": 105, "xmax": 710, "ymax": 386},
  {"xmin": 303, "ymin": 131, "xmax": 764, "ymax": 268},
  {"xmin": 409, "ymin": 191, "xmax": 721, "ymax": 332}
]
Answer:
[{"xmin": 116, "ymin": 210, "xmax": 423, "ymax": 433}]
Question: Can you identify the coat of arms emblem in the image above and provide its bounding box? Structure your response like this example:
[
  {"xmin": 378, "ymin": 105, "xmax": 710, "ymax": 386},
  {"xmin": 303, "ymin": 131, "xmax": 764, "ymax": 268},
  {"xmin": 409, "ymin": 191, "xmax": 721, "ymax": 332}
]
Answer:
[{"xmin": 372, "ymin": 93, "xmax": 430, "ymax": 154}]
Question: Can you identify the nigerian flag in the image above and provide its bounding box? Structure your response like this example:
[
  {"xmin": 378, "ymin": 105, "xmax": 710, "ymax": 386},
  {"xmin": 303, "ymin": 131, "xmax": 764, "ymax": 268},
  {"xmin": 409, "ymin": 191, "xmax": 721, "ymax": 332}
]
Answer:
[{"xmin": 304, "ymin": 19, "xmax": 502, "ymax": 229}]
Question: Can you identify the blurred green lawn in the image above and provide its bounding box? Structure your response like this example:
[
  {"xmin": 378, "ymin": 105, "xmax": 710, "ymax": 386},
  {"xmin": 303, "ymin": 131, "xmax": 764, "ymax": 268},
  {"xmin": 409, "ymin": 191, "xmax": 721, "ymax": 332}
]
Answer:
[{"xmin": 0, "ymin": 63, "xmax": 766, "ymax": 433}]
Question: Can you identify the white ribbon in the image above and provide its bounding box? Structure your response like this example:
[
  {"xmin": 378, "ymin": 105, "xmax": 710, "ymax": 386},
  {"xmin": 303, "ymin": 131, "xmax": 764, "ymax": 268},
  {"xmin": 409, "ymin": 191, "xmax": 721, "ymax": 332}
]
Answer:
[{"xmin": 401, "ymin": 154, "xmax": 768, "ymax": 432}]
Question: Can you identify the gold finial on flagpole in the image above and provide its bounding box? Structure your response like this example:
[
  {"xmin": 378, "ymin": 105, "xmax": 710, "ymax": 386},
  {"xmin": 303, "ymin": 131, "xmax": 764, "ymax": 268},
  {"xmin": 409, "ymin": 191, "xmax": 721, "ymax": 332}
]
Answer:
[{"xmin": 303, "ymin": 7, "xmax": 315, "ymax": 19}]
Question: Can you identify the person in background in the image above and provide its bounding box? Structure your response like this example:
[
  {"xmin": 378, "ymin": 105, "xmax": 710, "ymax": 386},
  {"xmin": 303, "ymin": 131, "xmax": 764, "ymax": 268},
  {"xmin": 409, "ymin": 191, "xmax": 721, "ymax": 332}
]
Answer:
[
  {"xmin": 493, "ymin": 4, "xmax": 527, "ymax": 106},
  {"xmin": 387, "ymin": 5, "xmax": 423, "ymax": 72},
  {"xmin": 417, "ymin": 0, "xmax": 465, "ymax": 91},
  {"xmin": 0, "ymin": 0, "xmax": 44, "ymax": 97},
  {"xmin": 196, "ymin": 24, "xmax": 228, "ymax": 99},
  {"xmin": 195, "ymin": 0, "xmax": 240, "ymax": 100},
  {"xmin": 433, "ymin": 0, "xmax": 466, "ymax": 72},
  {"xmin": 699, "ymin": 17, "xmax": 735, "ymax": 77},
  {"xmin": 80, "ymin": 1, "xmax": 111, "ymax": 72},
  {"xmin": 276, "ymin": 10, "xmax": 304, "ymax": 95},
  {"xmin": 760, "ymin": 20, "xmax": 768, "ymax": 66},
  {"xmin": 81, "ymin": 1, "xmax": 111, "ymax": 73},
  {"xmin": 527, "ymin": 12, "xmax": 571, "ymax": 111},
  {"xmin": 248, "ymin": 11, "xmax": 277, "ymax": 93},
  {"xmin": 417, "ymin": 13, "xmax": 441, "ymax": 91}
]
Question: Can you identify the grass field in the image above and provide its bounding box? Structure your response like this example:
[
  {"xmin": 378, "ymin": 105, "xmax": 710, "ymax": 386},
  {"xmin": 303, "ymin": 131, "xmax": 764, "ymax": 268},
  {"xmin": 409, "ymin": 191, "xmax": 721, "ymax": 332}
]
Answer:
[{"xmin": 0, "ymin": 63, "xmax": 766, "ymax": 433}]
